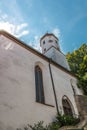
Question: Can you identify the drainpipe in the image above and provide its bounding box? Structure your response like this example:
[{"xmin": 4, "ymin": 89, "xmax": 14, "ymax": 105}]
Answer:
[{"xmin": 49, "ymin": 59, "xmax": 59, "ymax": 114}]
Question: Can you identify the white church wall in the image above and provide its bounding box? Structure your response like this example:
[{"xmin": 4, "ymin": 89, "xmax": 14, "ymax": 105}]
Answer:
[
  {"xmin": 0, "ymin": 35, "xmax": 56, "ymax": 130},
  {"xmin": 0, "ymin": 34, "xmax": 81, "ymax": 130},
  {"xmin": 50, "ymin": 64, "xmax": 79, "ymax": 116}
]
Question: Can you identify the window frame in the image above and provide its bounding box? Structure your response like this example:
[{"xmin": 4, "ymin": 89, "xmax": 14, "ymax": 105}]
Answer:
[{"xmin": 35, "ymin": 65, "xmax": 45, "ymax": 104}]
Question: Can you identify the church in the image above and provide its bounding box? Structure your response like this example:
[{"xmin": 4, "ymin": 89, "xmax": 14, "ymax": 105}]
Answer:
[{"xmin": 0, "ymin": 30, "xmax": 85, "ymax": 130}]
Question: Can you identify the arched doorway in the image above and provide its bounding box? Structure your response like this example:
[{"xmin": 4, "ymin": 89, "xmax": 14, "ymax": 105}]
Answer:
[{"xmin": 62, "ymin": 96, "xmax": 73, "ymax": 116}]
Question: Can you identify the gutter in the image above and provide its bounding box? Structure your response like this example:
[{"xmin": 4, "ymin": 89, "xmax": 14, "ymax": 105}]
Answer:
[{"xmin": 49, "ymin": 59, "xmax": 60, "ymax": 114}]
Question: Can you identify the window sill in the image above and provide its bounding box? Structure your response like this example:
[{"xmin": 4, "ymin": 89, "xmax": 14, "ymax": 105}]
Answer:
[{"xmin": 36, "ymin": 101, "xmax": 54, "ymax": 107}]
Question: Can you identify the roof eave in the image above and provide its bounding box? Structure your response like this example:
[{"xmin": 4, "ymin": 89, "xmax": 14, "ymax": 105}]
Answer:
[{"xmin": 0, "ymin": 30, "xmax": 77, "ymax": 78}]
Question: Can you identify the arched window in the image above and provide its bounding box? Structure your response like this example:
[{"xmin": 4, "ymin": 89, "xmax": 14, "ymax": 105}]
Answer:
[
  {"xmin": 35, "ymin": 65, "xmax": 45, "ymax": 103},
  {"xmin": 62, "ymin": 96, "xmax": 73, "ymax": 116}
]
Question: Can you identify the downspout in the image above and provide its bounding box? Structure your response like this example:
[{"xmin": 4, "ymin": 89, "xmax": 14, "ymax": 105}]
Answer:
[{"xmin": 49, "ymin": 59, "xmax": 59, "ymax": 114}]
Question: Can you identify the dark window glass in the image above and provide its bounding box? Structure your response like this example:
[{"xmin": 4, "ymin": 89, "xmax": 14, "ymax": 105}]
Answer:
[
  {"xmin": 43, "ymin": 41, "xmax": 45, "ymax": 44},
  {"xmin": 35, "ymin": 66, "xmax": 45, "ymax": 103},
  {"xmin": 44, "ymin": 48, "xmax": 46, "ymax": 52},
  {"xmin": 62, "ymin": 98, "xmax": 73, "ymax": 116},
  {"xmin": 48, "ymin": 39, "xmax": 53, "ymax": 43},
  {"xmin": 55, "ymin": 40, "xmax": 57, "ymax": 44}
]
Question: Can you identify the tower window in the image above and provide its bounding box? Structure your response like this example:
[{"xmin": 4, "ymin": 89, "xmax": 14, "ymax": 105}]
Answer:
[
  {"xmin": 35, "ymin": 66, "xmax": 45, "ymax": 103},
  {"xmin": 55, "ymin": 40, "xmax": 58, "ymax": 44},
  {"xmin": 44, "ymin": 48, "xmax": 46, "ymax": 52},
  {"xmin": 48, "ymin": 40, "xmax": 53, "ymax": 43},
  {"xmin": 43, "ymin": 41, "xmax": 45, "ymax": 44}
]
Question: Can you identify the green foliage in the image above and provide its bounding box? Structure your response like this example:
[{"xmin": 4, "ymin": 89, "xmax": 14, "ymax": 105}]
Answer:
[
  {"xmin": 56, "ymin": 114, "xmax": 80, "ymax": 126},
  {"xmin": 16, "ymin": 114, "xmax": 79, "ymax": 130},
  {"xmin": 47, "ymin": 122, "xmax": 61, "ymax": 130},
  {"xmin": 28, "ymin": 121, "xmax": 47, "ymax": 130},
  {"xmin": 16, "ymin": 121, "xmax": 60, "ymax": 130},
  {"xmin": 66, "ymin": 43, "xmax": 87, "ymax": 95}
]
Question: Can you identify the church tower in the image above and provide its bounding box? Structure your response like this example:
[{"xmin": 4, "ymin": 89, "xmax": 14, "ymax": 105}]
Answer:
[{"xmin": 40, "ymin": 33, "xmax": 70, "ymax": 70}]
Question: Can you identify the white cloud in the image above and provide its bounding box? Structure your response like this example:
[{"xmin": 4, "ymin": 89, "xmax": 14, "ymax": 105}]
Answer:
[
  {"xmin": 0, "ymin": 21, "xmax": 29, "ymax": 38},
  {"xmin": 52, "ymin": 28, "xmax": 66, "ymax": 53},
  {"xmin": 52, "ymin": 28, "xmax": 60, "ymax": 38},
  {"xmin": 16, "ymin": 30, "xmax": 29, "ymax": 38},
  {"xmin": 16, "ymin": 23, "xmax": 28, "ymax": 32},
  {"xmin": 0, "ymin": 1, "xmax": 24, "ymax": 22},
  {"xmin": 29, "ymin": 35, "xmax": 41, "ymax": 52},
  {"xmin": 0, "ymin": 11, "xmax": 29, "ymax": 38},
  {"xmin": 1, "ymin": 14, "xmax": 8, "ymax": 20}
]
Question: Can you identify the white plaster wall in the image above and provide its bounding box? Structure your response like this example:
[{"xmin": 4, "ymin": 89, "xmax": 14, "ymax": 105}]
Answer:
[
  {"xmin": 0, "ymin": 34, "xmax": 81, "ymax": 130},
  {"xmin": 50, "ymin": 64, "xmax": 79, "ymax": 116},
  {"xmin": 0, "ymin": 35, "xmax": 56, "ymax": 130}
]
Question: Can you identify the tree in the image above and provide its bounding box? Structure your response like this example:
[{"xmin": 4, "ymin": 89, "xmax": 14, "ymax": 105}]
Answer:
[{"xmin": 66, "ymin": 43, "xmax": 87, "ymax": 95}]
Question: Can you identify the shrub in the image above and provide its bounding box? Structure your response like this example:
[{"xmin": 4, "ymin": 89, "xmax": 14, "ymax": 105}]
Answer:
[
  {"xmin": 47, "ymin": 122, "xmax": 61, "ymax": 130},
  {"xmin": 16, "ymin": 114, "xmax": 80, "ymax": 130},
  {"xmin": 56, "ymin": 113, "xmax": 80, "ymax": 126},
  {"xmin": 16, "ymin": 121, "xmax": 60, "ymax": 130},
  {"xmin": 28, "ymin": 121, "xmax": 47, "ymax": 130}
]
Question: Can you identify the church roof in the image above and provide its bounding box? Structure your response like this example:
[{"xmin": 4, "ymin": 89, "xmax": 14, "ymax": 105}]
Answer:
[{"xmin": 0, "ymin": 30, "xmax": 76, "ymax": 78}]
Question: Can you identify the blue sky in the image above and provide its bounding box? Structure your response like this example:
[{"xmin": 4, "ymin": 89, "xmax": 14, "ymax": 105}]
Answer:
[{"xmin": 0, "ymin": 0, "xmax": 87, "ymax": 54}]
